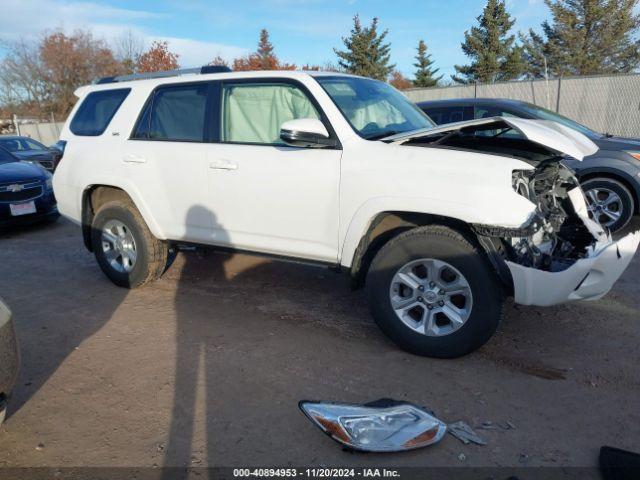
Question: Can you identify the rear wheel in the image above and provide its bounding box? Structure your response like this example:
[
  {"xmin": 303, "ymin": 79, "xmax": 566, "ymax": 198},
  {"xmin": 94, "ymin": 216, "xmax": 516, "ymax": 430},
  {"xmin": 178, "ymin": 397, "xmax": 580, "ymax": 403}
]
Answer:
[
  {"xmin": 366, "ymin": 225, "xmax": 503, "ymax": 358},
  {"xmin": 582, "ymin": 177, "xmax": 634, "ymax": 232},
  {"xmin": 91, "ymin": 200, "xmax": 168, "ymax": 288}
]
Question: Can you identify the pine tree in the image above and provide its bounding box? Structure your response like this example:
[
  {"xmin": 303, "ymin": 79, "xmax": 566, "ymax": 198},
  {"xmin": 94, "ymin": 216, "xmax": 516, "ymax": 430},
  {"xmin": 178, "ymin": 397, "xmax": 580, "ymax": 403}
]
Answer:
[
  {"xmin": 256, "ymin": 29, "xmax": 275, "ymax": 69},
  {"xmin": 521, "ymin": 0, "xmax": 640, "ymax": 78},
  {"xmin": 413, "ymin": 40, "xmax": 442, "ymax": 87},
  {"xmin": 334, "ymin": 15, "xmax": 395, "ymax": 81},
  {"xmin": 233, "ymin": 29, "xmax": 296, "ymax": 71},
  {"xmin": 452, "ymin": 0, "xmax": 524, "ymax": 84}
]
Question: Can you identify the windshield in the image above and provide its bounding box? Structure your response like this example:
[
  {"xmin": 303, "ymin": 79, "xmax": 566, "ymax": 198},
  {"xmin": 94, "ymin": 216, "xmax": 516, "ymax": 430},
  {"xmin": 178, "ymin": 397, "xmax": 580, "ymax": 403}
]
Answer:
[
  {"xmin": 0, "ymin": 137, "xmax": 46, "ymax": 152},
  {"xmin": 0, "ymin": 146, "xmax": 18, "ymax": 164},
  {"xmin": 519, "ymin": 103, "xmax": 599, "ymax": 138},
  {"xmin": 316, "ymin": 76, "xmax": 435, "ymax": 140}
]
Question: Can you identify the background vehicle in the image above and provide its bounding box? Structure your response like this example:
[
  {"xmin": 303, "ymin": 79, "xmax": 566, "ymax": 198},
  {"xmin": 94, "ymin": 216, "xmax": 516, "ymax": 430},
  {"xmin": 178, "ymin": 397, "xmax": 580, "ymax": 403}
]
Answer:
[
  {"xmin": 0, "ymin": 146, "xmax": 58, "ymax": 228},
  {"xmin": 53, "ymin": 68, "xmax": 639, "ymax": 358},
  {"xmin": 418, "ymin": 98, "xmax": 640, "ymax": 232},
  {"xmin": 0, "ymin": 135, "xmax": 62, "ymax": 172},
  {"xmin": 0, "ymin": 298, "xmax": 19, "ymax": 426}
]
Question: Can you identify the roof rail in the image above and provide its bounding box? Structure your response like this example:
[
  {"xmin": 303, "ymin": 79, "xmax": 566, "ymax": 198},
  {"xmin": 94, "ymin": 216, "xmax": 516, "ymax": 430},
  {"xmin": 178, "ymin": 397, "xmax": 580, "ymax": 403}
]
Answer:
[{"xmin": 96, "ymin": 65, "xmax": 232, "ymax": 85}]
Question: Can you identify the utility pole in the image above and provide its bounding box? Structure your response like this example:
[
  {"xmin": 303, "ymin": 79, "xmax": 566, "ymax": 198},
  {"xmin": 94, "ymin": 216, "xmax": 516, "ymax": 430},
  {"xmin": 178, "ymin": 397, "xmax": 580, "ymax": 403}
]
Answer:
[{"xmin": 543, "ymin": 55, "xmax": 551, "ymax": 110}]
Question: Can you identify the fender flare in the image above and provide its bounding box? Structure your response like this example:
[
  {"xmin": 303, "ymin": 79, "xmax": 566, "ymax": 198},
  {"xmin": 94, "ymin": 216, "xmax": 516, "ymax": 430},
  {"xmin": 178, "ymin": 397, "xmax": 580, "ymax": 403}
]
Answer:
[
  {"xmin": 339, "ymin": 195, "xmax": 535, "ymax": 269},
  {"xmin": 81, "ymin": 179, "xmax": 167, "ymax": 250}
]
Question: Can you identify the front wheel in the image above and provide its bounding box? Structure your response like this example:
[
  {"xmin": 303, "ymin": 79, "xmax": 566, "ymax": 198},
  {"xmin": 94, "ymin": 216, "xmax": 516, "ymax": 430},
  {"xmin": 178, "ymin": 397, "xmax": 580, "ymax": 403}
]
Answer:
[
  {"xmin": 91, "ymin": 200, "xmax": 169, "ymax": 288},
  {"xmin": 366, "ymin": 225, "xmax": 504, "ymax": 358}
]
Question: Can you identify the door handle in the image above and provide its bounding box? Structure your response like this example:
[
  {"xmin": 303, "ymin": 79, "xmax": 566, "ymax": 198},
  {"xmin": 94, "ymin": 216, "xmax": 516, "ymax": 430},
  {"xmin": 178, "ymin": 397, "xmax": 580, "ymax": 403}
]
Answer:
[
  {"xmin": 209, "ymin": 159, "xmax": 238, "ymax": 170},
  {"xmin": 123, "ymin": 154, "xmax": 147, "ymax": 164}
]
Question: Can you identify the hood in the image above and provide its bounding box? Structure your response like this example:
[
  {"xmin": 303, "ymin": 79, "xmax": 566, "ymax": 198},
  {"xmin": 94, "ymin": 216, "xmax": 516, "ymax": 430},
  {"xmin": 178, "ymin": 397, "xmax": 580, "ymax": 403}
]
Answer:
[
  {"xmin": 595, "ymin": 135, "xmax": 640, "ymax": 151},
  {"xmin": 385, "ymin": 117, "xmax": 599, "ymax": 161},
  {"xmin": 0, "ymin": 160, "xmax": 48, "ymax": 183}
]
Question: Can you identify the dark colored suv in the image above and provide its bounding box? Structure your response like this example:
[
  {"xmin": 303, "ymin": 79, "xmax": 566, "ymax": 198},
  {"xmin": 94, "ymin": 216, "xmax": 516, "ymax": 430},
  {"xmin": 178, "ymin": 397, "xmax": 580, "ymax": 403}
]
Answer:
[{"xmin": 418, "ymin": 98, "xmax": 640, "ymax": 232}]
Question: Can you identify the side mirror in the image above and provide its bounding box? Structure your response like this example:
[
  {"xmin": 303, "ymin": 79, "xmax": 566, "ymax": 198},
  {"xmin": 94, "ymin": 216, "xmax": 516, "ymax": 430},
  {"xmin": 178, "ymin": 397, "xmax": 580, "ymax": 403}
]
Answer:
[{"xmin": 280, "ymin": 118, "xmax": 337, "ymax": 148}]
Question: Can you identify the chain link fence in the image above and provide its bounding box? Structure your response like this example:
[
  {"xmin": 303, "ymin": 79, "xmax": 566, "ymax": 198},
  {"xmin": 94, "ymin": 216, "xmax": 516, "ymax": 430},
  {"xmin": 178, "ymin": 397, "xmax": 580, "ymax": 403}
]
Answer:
[{"xmin": 404, "ymin": 73, "xmax": 640, "ymax": 138}]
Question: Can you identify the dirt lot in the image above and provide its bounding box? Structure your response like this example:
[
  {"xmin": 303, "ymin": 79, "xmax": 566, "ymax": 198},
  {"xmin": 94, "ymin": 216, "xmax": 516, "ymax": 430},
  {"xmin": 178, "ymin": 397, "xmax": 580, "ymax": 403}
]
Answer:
[{"xmin": 0, "ymin": 218, "xmax": 639, "ymax": 471}]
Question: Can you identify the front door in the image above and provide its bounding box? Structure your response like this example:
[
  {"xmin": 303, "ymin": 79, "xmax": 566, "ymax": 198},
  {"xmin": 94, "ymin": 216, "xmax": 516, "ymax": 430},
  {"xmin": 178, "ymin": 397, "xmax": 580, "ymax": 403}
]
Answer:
[{"xmin": 206, "ymin": 80, "xmax": 342, "ymax": 262}]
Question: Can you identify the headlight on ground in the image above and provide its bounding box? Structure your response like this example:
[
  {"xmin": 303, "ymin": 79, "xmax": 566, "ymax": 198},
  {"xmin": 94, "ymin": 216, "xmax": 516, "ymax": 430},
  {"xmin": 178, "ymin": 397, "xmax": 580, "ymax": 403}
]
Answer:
[{"xmin": 299, "ymin": 399, "xmax": 446, "ymax": 452}]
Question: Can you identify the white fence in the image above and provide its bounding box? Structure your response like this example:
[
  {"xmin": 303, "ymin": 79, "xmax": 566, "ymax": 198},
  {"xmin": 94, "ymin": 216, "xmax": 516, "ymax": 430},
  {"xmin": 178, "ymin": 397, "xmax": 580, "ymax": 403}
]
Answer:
[
  {"xmin": 13, "ymin": 121, "xmax": 65, "ymax": 146},
  {"xmin": 404, "ymin": 73, "xmax": 640, "ymax": 138}
]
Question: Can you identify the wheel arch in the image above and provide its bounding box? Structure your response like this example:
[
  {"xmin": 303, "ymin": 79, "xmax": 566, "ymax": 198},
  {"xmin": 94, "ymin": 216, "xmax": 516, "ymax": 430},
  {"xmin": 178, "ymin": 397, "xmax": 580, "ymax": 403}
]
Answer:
[
  {"xmin": 81, "ymin": 184, "xmax": 165, "ymax": 251},
  {"xmin": 347, "ymin": 211, "xmax": 510, "ymax": 290}
]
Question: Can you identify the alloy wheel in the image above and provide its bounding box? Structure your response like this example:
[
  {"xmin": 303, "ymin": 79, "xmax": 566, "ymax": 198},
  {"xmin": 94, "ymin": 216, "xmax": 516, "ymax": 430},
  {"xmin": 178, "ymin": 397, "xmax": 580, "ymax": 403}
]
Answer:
[
  {"xmin": 389, "ymin": 258, "xmax": 473, "ymax": 337},
  {"xmin": 101, "ymin": 220, "xmax": 137, "ymax": 273},
  {"xmin": 585, "ymin": 187, "xmax": 623, "ymax": 228}
]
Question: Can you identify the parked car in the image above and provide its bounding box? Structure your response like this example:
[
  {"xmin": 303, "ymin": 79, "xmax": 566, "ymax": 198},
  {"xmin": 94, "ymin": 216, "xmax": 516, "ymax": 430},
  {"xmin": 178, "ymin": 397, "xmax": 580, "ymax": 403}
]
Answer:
[
  {"xmin": 53, "ymin": 68, "xmax": 639, "ymax": 358},
  {"xmin": 418, "ymin": 98, "xmax": 640, "ymax": 232},
  {"xmin": 0, "ymin": 146, "xmax": 59, "ymax": 228},
  {"xmin": 0, "ymin": 135, "xmax": 62, "ymax": 172},
  {"xmin": 0, "ymin": 298, "xmax": 19, "ymax": 426}
]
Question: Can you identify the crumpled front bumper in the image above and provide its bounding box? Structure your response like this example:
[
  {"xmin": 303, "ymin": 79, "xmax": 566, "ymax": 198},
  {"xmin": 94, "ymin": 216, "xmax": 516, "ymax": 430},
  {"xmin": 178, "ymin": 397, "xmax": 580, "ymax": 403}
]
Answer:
[{"xmin": 507, "ymin": 230, "xmax": 640, "ymax": 306}]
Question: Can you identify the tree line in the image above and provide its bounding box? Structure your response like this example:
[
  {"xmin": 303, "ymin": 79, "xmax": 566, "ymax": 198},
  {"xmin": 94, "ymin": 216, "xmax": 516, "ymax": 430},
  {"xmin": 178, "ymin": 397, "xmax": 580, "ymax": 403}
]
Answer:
[{"xmin": 1, "ymin": 0, "xmax": 638, "ymax": 119}]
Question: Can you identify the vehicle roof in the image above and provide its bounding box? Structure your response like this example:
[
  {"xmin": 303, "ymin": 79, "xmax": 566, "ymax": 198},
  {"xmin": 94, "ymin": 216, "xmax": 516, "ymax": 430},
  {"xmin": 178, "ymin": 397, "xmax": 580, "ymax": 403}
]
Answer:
[
  {"xmin": 417, "ymin": 98, "xmax": 531, "ymax": 108},
  {"xmin": 76, "ymin": 70, "xmax": 361, "ymax": 96}
]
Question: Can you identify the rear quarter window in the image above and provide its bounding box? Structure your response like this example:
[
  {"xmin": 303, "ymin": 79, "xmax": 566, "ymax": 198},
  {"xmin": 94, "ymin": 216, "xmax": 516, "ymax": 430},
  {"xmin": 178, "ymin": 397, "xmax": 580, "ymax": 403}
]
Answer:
[{"xmin": 70, "ymin": 88, "xmax": 130, "ymax": 136}]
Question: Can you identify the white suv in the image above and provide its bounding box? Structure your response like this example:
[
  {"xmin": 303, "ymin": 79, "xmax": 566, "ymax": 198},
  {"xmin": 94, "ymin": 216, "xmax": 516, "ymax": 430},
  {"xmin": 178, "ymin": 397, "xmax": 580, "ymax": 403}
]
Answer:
[{"xmin": 53, "ymin": 67, "xmax": 640, "ymax": 358}]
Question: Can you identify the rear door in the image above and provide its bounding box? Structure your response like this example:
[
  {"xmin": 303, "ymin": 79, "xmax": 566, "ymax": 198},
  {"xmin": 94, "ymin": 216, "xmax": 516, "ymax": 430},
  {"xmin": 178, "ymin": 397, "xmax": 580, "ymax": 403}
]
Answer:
[
  {"xmin": 205, "ymin": 79, "xmax": 342, "ymax": 262},
  {"xmin": 123, "ymin": 82, "xmax": 215, "ymax": 242}
]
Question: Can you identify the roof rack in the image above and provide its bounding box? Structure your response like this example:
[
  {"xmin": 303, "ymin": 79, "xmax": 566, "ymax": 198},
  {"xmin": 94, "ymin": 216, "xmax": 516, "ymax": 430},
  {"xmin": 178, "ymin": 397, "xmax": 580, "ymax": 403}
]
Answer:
[{"xmin": 96, "ymin": 65, "xmax": 232, "ymax": 85}]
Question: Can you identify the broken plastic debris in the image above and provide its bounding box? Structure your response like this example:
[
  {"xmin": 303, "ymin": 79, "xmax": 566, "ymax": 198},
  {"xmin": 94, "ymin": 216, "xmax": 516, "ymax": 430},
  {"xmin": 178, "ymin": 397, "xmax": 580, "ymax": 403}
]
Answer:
[{"xmin": 447, "ymin": 421, "xmax": 487, "ymax": 446}]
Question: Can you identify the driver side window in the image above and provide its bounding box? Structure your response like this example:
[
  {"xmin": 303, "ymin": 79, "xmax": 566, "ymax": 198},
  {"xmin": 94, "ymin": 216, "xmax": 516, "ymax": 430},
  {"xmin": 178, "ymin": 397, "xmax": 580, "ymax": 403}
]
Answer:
[{"xmin": 221, "ymin": 82, "xmax": 320, "ymax": 145}]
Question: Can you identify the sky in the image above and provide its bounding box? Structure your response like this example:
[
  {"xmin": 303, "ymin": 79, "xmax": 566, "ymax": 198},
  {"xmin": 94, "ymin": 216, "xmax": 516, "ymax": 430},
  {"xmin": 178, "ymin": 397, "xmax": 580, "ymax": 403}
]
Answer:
[{"xmin": 0, "ymin": 0, "xmax": 550, "ymax": 79}]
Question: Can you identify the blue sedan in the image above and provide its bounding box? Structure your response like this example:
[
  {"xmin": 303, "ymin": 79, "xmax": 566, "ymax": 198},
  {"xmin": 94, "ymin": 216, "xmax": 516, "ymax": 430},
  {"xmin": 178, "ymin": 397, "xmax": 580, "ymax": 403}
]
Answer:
[{"xmin": 0, "ymin": 145, "xmax": 58, "ymax": 228}]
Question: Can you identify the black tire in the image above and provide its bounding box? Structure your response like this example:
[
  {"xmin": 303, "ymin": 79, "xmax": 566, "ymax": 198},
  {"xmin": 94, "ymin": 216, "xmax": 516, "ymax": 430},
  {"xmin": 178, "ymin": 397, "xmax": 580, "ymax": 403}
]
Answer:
[
  {"xmin": 581, "ymin": 177, "xmax": 635, "ymax": 232},
  {"xmin": 366, "ymin": 225, "xmax": 503, "ymax": 358},
  {"xmin": 91, "ymin": 200, "xmax": 168, "ymax": 288}
]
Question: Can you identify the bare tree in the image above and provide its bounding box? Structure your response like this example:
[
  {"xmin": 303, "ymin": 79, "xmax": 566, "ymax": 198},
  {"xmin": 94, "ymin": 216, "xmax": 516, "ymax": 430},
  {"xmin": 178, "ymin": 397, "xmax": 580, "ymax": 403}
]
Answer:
[
  {"xmin": 114, "ymin": 29, "xmax": 146, "ymax": 74},
  {"xmin": 0, "ymin": 38, "xmax": 48, "ymax": 117},
  {"xmin": 0, "ymin": 30, "xmax": 124, "ymax": 118}
]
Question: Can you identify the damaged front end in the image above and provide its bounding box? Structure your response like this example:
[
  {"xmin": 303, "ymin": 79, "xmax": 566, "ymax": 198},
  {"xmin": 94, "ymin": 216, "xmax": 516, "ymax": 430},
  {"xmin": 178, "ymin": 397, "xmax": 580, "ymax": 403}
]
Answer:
[
  {"xmin": 389, "ymin": 116, "xmax": 640, "ymax": 306},
  {"xmin": 475, "ymin": 160, "xmax": 639, "ymax": 306}
]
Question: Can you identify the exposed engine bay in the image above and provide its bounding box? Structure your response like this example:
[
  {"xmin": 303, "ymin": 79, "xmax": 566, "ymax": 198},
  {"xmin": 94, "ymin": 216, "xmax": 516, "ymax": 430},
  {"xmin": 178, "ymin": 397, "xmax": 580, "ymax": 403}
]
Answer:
[
  {"xmin": 403, "ymin": 122, "xmax": 606, "ymax": 274},
  {"xmin": 505, "ymin": 161, "xmax": 601, "ymax": 272}
]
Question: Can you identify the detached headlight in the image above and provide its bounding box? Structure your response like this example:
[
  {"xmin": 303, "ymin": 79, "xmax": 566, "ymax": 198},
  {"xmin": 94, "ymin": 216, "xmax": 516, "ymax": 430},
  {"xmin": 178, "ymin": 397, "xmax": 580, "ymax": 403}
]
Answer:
[
  {"xmin": 625, "ymin": 151, "xmax": 640, "ymax": 161},
  {"xmin": 299, "ymin": 399, "xmax": 446, "ymax": 452}
]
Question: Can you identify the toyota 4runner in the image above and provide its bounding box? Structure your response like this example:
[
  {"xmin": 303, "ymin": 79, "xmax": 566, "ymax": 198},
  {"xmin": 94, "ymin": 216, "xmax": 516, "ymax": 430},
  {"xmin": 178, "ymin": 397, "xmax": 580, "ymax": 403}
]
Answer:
[{"xmin": 53, "ymin": 67, "xmax": 640, "ymax": 358}]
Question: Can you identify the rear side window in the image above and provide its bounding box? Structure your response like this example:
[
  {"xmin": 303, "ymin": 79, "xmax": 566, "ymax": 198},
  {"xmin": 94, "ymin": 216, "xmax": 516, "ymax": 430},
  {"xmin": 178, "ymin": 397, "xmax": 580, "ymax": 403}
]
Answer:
[
  {"xmin": 70, "ymin": 89, "xmax": 130, "ymax": 136},
  {"xmin": 133, "ymin": 83, "xmax": 209, "ymax": 142}
]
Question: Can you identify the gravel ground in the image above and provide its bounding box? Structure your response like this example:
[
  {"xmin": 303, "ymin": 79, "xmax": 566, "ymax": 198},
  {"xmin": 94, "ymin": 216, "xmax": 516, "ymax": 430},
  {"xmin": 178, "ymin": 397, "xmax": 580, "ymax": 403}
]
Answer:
[{"xmin": 0, "ymin": 217, "xmax": 638, "ymax": 471}]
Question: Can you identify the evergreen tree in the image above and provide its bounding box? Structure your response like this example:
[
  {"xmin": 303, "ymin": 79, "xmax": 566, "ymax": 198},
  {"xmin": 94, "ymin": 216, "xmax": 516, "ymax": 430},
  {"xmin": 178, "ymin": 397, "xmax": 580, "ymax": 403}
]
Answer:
[
  {"xmin": 334, "ymin": 15, "xmax": 395, "ymax": 80},
  {"xmin": 256, "ymin": 29, "xmax": 275, "ymax": 69},
  {"xmin": 521, "ymin": 0, "xmax": 640, "ymax": 77},
  {"xmin": 452, "ymin": 0, "xmax": 524, "ymax": 84},
  {"xmin": 413, "ymin": 40, "xmax": 442, "ymax": 87}
]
